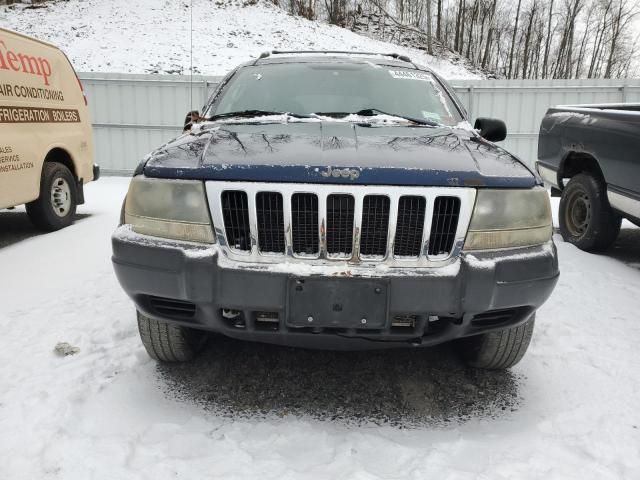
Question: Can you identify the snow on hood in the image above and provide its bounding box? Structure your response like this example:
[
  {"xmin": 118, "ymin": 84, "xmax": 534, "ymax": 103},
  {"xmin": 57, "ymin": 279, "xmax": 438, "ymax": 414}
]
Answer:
[{"xmin": 144, "ymin": 120, "xmax": 536, "ymax": 188}]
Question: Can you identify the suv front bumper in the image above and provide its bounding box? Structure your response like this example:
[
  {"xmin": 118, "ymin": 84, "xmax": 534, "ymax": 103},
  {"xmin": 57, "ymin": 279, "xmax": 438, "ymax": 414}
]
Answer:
[{"xmin": 112, "ymin": 226, "xmax": 559, "ymax": 350}]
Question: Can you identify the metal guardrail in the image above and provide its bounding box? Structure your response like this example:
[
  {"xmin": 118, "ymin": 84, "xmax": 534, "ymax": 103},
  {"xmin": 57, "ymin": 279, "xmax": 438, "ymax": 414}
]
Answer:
[{"xmin": 78, "ymin": 73, "xmax": 640, "ymax": 174}]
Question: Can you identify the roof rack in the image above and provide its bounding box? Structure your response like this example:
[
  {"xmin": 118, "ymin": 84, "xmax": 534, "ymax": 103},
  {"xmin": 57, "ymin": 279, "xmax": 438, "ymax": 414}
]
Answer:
[{"xmin": 256, "ymin": 50, "xmax": 412, "ymax": 63}]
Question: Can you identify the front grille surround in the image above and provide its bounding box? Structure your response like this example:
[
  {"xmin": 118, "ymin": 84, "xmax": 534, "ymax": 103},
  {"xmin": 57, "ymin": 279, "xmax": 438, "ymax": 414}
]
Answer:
[{"xmin": 207, "ymin": 182, "xmax": 476, "ymax": 267}]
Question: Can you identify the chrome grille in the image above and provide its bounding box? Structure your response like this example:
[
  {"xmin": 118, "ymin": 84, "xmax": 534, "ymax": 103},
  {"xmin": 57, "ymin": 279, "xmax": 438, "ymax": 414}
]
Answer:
[{"xmin": 207, "ymin": 183, "xmax": 476, "ymax": 267}]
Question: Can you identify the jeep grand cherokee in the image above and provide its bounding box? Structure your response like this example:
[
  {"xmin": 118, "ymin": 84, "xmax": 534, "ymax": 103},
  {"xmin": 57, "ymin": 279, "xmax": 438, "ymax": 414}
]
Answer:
[{"xmin": 112, "ymin": 51, "xmax": 559, "ymax": 370}]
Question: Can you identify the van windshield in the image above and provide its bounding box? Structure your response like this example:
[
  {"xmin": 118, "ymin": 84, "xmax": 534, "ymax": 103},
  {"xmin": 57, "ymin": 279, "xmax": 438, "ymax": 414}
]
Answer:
[{"xmin": 208, "ymin": 62, "xmax": 462, "ymax": 127}]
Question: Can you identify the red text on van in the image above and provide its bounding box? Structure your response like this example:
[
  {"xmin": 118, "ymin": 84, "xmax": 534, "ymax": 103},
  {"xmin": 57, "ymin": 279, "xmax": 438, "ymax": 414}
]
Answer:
[{"xmin": 0, "ymin": 39, "xmax": 52, "ymax": 86}]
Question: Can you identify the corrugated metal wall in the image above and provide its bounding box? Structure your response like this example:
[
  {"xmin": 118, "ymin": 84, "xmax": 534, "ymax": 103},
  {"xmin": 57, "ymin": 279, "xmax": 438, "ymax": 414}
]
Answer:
[
  {"xmin": 453, "ymin": 78, "xmax": 640, "ymax": 164},
  {"xmin": 80, "ymin": 72, "xmax": 219, "ymax": 175},
  {"xmin": 79, "ymin": 73, "xmax": 640, "ymax": 174}
]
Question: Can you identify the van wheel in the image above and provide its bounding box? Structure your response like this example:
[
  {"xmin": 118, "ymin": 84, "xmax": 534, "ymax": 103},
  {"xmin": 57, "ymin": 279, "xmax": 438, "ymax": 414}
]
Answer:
[
  {"xmin": 137, "ymin": 311, "xmax": 208, "ymax": 362},
  {"xmin": 559, "ymin": 173, "xmax": 621, "ymax": 252},
  {"xmin": 26, "ymin": 162, "xmax": 77, "ymax": 231},
  {"xmin": 456, "ymin": 315, "xmax": 535, "ymax": 370}
]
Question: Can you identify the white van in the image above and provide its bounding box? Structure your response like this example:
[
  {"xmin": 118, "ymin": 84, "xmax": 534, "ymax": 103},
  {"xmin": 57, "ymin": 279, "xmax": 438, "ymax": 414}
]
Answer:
[{"xmin": 0, "ymin": 28, "xmax": 98, "ymax": 231}]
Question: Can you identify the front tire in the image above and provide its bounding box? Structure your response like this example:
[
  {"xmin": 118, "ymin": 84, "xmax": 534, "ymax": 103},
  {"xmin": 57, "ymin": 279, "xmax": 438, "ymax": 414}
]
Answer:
[
  {"xmin": 137, "ymin": 311, "xmax": 208, "ymax": 362},
  {"xmin": 457, "ymin": 315, "xmax": 535, "ymax": 370},
  {"xmin": 26, "ymin": 162, "xmax": 77, "ymax": 231},
  {"xmin": 559, "ymin": 173, "xmax": 621, "ymax": 252}
]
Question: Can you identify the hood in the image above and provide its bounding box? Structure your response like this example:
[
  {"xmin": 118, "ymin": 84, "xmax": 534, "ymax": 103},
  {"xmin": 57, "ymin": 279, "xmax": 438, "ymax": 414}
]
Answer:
[{"xmin": 143, "ymin": 121, "xmax": 537, "ymax": 188}]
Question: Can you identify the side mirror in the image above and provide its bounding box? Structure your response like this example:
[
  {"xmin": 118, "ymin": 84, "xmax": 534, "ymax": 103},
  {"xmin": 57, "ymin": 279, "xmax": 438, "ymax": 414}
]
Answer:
[
  {"xmin": 183, "ymin": 110, "xmax": 200, "ymax": 132},
  {"xmin": 474, "ymin": 117, "xmax": 507, "ymax": 142}
]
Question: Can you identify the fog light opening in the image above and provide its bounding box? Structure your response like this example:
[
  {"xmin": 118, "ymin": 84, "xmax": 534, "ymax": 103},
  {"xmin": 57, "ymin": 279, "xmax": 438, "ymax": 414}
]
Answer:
[
  {"xmin": 254, "ymin": 311, "xmax": 280, "ymax": 331},
  {"xmin": 221, "ymin": 308, "xmax": 245, "ymax": 329},
  {"xmin": 391, "ymin": 314, "xmax": 419, "ymax": 333}
]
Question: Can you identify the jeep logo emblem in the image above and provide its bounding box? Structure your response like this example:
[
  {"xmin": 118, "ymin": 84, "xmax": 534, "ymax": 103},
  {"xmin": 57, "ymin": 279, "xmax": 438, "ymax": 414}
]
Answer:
[{"xmin": 320, "ymin": 166, "xmax": 360, "ymax": 180}]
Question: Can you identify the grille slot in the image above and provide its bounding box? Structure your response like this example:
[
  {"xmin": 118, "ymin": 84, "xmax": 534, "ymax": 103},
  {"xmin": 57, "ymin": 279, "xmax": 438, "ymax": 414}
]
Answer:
[
  {"xmin": 221, "ymin": 190, "xmax": 251, "ymax": 251},
  {"xmin": 291, "ymin": 193, "xmax": 319, "ymax": 255},
  {"xmin": 394, "ymin": 196, "xmax": 426, "ymax": 257},
  {"xmin": 256, "ymin": 192, "xmax": 285, "ymax": 253},
  {"xmin": 360, "ymin": 195, "xmax": 390, "ymax": 256},
  {"xmin": 428, "ymin": 196, "xmax": 461, "ymax": 256},
  {"xmin": 148, "ymin": 296, "xmax": 196, "ymax": 319},
  {"xmin": 326, "ymin": 194, "xmax": 355, "ymax": 255}
]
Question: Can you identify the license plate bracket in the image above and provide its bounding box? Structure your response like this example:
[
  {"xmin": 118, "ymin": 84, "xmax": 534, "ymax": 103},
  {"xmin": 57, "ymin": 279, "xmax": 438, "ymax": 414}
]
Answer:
[{"xmin": 287, "ymin": 277, "xmax": 389, "ymax": 329}]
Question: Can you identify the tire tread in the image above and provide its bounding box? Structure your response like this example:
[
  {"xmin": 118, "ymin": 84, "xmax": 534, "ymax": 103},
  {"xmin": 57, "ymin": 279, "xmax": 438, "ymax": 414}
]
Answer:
[
  {"xmin": 137, "ymin": 311, "xmax": 205, "ymax": 362},
  {"xmin": 459, "ymin": 315, "xmax": 536, "ymax": 370}
]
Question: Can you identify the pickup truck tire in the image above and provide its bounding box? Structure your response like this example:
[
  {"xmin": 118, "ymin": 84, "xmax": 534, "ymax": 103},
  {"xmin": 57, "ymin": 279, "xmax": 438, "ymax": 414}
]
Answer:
[
  {"xmin": 26, "ymin": 162, "xmax": 77, "ymax": 231},
  {"xmin": 559, "ymin": 173, "xmax": 621, "ymax": 252},
  {"xmin": 137, "ymin": 311, "xmax": 207, "ymax": 362},
  {"xmin": 457, "ymin": 315, "xmax": 535, "ymax": 370}
]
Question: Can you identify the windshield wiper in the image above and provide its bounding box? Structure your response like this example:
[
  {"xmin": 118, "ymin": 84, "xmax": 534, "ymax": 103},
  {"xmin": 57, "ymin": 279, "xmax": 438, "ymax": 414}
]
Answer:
[
  {"xmin": 207, "ymin": 110, "xmax": 312, "ymax": 121},
  {"xmin": 312, "ymin": 109, "xmax": 440, "ymax": 126},
  {"xmin": 354, "ymin": 108, "xmax": 440, "ymax": 126},
  {"xmin": 312, "ymin": 112, "xmax": 351, "ymax": 118}
]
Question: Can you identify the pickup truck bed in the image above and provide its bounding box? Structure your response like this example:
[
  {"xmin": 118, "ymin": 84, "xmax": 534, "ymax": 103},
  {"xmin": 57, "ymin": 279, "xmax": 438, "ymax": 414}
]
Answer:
[{"xmin": 537, "ymin": 103, "xmax": 640, "ymax": 251}]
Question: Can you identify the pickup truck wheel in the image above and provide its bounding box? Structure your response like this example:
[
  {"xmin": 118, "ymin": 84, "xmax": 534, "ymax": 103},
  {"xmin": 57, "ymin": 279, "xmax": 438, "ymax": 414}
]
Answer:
[
  {"xmin": 26, "ymin": 162, "xmax": 77, "ymax": 231},
  {"xmin": 457, "ymin": 315, "xmax": 535, "ymax": 370},
  {"xmin": 137, "ymin": 311, "xmax": 208, "ymax": 362},
  {"xmin": 559, "ymin": 173, "xmax": 621, "ymax": 252}
]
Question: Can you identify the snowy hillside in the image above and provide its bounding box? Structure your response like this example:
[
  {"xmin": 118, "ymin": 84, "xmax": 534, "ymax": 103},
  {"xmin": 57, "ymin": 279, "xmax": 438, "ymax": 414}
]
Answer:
[{"xmin": 0, "ymin": 0, "xmax": 481, "ymax": 79}]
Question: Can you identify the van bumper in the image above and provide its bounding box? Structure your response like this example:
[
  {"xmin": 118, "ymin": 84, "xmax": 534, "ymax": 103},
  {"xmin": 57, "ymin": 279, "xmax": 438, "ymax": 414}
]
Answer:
[{"xmin": 111, "ymin": 226, "xmax": 559, "ymax": 350}]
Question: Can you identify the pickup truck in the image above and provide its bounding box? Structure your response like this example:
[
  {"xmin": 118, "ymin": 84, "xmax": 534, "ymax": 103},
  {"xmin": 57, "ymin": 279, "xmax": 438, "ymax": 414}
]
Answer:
[
  {"xmin": 112, "ymin": 51, "xmax": 559, "ymax": 370},
  {"xmin": 537, "ymin": 104, "xmax": 640, "ymax": 251}
]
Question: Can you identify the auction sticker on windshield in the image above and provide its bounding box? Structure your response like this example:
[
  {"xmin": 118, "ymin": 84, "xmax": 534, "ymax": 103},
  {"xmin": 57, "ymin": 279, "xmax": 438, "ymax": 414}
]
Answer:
[{"xmin": 388, "ymin": 70, "xmax": 433, "ymax": 81}]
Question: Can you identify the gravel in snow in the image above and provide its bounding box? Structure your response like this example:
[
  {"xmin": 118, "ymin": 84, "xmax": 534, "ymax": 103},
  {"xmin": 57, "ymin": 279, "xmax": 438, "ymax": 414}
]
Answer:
[
  {"xmin": 0, "ymin": 177, "xmax": 639, "ymax": 478},
  {"xmin": 1, "ymin": 0, "xmax": 481, "ymax": 79}
]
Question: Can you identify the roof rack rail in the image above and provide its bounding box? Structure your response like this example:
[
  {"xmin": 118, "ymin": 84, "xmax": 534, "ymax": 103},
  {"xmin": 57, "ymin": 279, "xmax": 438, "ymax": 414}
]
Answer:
[{"xmin": 257, "ymin": 50, "xmax": 412, "ymax": 63}]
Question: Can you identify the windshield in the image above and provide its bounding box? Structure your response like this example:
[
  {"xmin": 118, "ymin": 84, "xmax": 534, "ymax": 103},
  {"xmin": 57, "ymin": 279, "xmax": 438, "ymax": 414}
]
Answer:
[{"xmin": 207, "ymin": 62, "xmax": 463, "ymax": 126}]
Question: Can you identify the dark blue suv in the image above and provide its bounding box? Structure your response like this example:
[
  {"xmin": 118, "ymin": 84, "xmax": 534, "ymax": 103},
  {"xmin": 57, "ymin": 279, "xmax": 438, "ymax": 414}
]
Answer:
[{"xmin": 112, "ymin": 52, "xmax": 559, "ymax": 369}]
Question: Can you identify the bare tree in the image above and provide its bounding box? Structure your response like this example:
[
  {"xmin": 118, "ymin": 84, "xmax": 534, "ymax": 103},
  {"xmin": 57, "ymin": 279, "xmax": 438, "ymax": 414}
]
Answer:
[
  {"xmin": 508, "ymin": 0, "xmax": 523, "ymax": 78},
  {"xmin": 605, "ymin": 1, "xmax": 636, "ymax": 78},
  {"xmin": 436, "ymin": 0, "xmax": 443, "ymax": 40},
  {"xmin": 425, "ymin": 0, "xmax": 434, "ymax": 54},
  {"xmin": 482, "ymin": 0, "xmax": 498, "ymax": 68},
  {"xmin": 345, "ymin": 0, "xmax": 639, "ymax": 80}
]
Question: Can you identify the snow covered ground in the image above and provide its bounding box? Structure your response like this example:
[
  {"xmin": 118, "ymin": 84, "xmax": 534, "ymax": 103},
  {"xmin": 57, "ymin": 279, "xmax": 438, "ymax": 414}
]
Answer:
[
  {"xmin": 1, "ymin": 178, "xmax": 640, "ymax": 479},
  {"xmin": 0, "ymin": 0, "xmax": 481, "ymax": 79}
]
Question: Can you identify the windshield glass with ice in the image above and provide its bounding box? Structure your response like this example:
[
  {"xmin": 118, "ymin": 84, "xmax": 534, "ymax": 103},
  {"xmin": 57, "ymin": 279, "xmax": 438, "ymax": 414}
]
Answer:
[{"xmin": 207, "ymin": 62, "xmax": 463, "ymax": 126}]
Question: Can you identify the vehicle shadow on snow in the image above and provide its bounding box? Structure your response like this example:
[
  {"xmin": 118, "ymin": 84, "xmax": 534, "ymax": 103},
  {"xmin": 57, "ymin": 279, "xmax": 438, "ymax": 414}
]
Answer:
[
  {"xmin": 158, "ymin": 336, "xmax": 523, "ymax": 427},
  {"xmin": 607, "ymin": 229, "xmax": 640, "ymax": 270},
  {"xmin": 0, "ymin": 211, "xmax": 91, "ymax": 249}
]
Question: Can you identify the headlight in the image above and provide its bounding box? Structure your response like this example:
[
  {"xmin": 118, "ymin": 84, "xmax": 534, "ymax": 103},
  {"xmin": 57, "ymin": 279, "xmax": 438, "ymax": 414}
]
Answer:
[
  {"xmin": 464, "ymin": 187, "xmax": 552, "ymax": 250},
  {"xmin": 124, "ymin": 176, "xmax": 215, "ymax": 243}
]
